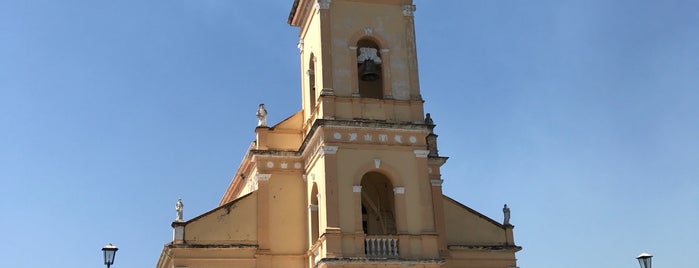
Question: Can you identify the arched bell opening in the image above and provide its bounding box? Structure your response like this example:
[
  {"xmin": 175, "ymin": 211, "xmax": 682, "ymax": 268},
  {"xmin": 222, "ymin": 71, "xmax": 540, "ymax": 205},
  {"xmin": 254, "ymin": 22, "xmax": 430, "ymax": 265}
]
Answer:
[
  {"xmin": 356, "ymin": 39, "xmax": 384, "ymax": 99},
  {"xmin": 307, "ymin": 54, "xmax": 317, "ymax": 111},
  {"xmin": 360, "ymin": 172, "xmax": 396, "ymax": 235},
  {"xmin": 310, "ymin": 183, "xmax": 320, "ymax": 243}
]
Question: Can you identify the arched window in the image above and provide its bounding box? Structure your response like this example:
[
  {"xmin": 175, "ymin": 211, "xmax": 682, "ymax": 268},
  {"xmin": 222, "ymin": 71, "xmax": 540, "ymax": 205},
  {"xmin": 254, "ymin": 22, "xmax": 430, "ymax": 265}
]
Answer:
[
  {"xmin": 360, "ymin": 172, "xmax": 396, "ymax": 235},
  {"xmin": 356, "ymin": 39, "xmax": 384, "ymax": 99},
  {"xmin": 308, "ymin": 55, "xmax": 317, "ymax": 111},
  {"xmin": 310, "ymin": 183, "xmax": 320, "ymax": 242}
]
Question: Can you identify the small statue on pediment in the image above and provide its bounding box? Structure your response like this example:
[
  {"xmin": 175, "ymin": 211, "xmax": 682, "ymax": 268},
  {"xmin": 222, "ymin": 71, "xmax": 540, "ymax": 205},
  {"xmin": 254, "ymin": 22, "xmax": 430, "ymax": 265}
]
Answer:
[
  {"xmin": 175, "ymin": 198, "xmax": 184, "ymax": 222},
  {"xmin": 256, "ymin": 103, "xmax": 268, "ymax": 127},
  {"xmin": 503, "ymin": 204, "xmax": 511, "ymax": 225},
  {"xmin": 425, "ymin": 113, "xmax": 434, "ymax": 125}
]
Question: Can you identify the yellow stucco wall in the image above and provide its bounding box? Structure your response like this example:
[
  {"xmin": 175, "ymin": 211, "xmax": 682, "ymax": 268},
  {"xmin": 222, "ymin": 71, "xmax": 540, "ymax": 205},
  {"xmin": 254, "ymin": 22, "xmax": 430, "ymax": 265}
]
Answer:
[
  {"xmin": 266, "ymin": 173, "xmax": 307, "ymax": 254},
  {"xmin": 184, "ymin": 192, "xmax": 258, "ymax": 244},
  {"xmin": 443, "ymin": 197, "xmax": 508, "ymax": 246}
]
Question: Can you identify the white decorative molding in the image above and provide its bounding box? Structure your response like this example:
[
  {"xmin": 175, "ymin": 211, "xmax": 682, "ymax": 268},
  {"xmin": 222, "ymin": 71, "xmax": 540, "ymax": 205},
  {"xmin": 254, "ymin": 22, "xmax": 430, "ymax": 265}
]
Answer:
[
  {"xmin": 266, "ymin": 161, "xmax": 274, "ymax": 168},
  {"xmin": 363, "ymin": 27, "xmax": 373, "ymax": 35},
  {"xmin": 378, "ymin": 134, "xmax": 388, "ymax": 142},
  {"xmin": 320, "ymin": 88, "xmax": 335, "ymax": 96},
  {"xmin": 321, "ymin": 146, "xmax": 339, "ymax": 155},
  {"xmin": 348, "ymin": 45, "xmax": 358, "ymax": 50},
  {"xmin": 255, "ymin": 174, "xmax": 272, "ymax": 182},
  {"xmin": 427, "ymin": 167, "xmax": 433, "ymax": 174},
  {"xmin": 402, "ymin": 4, "xmax": 416, "ymax": 16},
  {"xmin": 309, "ymin": 204, "xmax": 318, "ymax": 211},
  {"xmin": 393, "ymin": 187, "xmax": 405, "ymax": 194},
  {"xmin": 373, "ymin": 158, "xmax": 381, "ymax": 168},
  {"xmin": 281, "ymin": 162, "xmax": 288, "ymax": 169},
  {"xmin": 353, "ymin": 185, "xmax": 362, "ymax": 193},
  {"xmin": 409, "ymin": 136, "xmax": 417, "ymax": 143},
  {"xmin": 364, "ymin": 134, "xmax": 373, "ymax": 141},
  {"xmin": 431, "ymin": 179, "xmax": 444, "ymax": 186},
  {"xmin": 295, "ymin": 162, "xmax": 303, "ymax": 169},
  {"xmin": 302, "ymin": 175, "xmax": 307, "ymax": 182},
  {"xmin": 297, "ymin": 40, "xmax": 304, "ymax": 53},
  {"xmin": 316, "ymin": 0, "xmax": 332, "ymax": 10},
  {"xmin": 380, "ymin": 48, "xmax": 390, "ymax": 54},
  {"xmin": 394, "ymin": 135, "xmax": 403, "ymax": 143},
  {"xmin": 333, "ymin": 132, "xmax": 342, "ymax": 139},
  {"xmin": 414, "ymin": 149, "xmax": 430, "ymax": 158},
  {"xmin": 357, "ymin": 47, "xmax": 383, "ymax": 63},
  {"xmin": 313, "ymin": 248, "xmax": 321, "ymax": 264},
  {"xmin": 348, "ymin": 133, "xmax": 358, "ymax": 142}
]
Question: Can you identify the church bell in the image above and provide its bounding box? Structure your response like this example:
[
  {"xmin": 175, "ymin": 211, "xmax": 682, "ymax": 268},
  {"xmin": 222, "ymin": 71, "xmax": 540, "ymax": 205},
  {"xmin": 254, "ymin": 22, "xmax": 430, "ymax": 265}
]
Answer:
[{"xmin": 360, "ymin": 59, "xmax": 380, "ymax": 81}]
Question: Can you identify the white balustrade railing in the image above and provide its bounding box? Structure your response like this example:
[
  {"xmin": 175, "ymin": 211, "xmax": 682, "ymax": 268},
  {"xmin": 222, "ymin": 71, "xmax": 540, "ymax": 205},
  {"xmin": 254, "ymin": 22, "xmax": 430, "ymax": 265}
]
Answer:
[{"xmin": 365, "ymin": 236, "xmax": 399, "ymax": 257}]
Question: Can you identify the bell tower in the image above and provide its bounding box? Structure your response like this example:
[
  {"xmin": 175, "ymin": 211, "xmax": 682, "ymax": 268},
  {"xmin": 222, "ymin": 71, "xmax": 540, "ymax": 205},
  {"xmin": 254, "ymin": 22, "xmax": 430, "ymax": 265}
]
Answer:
[
  {"xmin": 291, "ymin": 0, "xmax": 425, "ymax": 136},
  {"xmin": 288, "ymin": 0, "xmax": 453, "ymax": 266}
]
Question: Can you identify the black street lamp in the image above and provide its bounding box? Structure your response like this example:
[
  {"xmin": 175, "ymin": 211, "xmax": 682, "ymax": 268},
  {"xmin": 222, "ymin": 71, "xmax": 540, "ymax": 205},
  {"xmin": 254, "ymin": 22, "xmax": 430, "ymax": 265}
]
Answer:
[
  {"xmin": 102, "ymin": 243, "xmax": 118, "ymax": 268},
  {"xmin": 637, "ymin": 252, "xmax": 652, "ymax": 268}
]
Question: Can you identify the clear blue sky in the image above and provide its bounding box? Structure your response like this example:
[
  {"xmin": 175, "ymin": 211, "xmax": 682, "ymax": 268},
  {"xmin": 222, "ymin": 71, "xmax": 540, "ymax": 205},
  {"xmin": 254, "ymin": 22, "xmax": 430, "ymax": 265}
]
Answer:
[{"xmin": 1, "ymin": 0, "xmax": 697, "ymax": 267}]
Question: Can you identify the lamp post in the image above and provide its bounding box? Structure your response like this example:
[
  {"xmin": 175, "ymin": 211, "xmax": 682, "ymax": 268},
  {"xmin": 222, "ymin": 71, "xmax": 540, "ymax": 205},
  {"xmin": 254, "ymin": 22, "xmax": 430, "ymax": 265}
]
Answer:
[
  {"xmin": 637, "ymin": 252, "xmax": 652, "ymax": 268},
  {"xmin": 102, "ymin": 243, "xmax": 118, "ymax": 268}
]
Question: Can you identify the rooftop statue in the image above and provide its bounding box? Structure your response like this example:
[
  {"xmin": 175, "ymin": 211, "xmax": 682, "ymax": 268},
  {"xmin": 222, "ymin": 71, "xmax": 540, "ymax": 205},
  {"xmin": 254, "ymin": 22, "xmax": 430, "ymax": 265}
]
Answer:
[
  {"xmin": 175, "ymin": 198, "xmax": 184, "ymax": 222},
  {"xmin": 256, "ymin": 103, "xmax": 268, "ymax": 127}
]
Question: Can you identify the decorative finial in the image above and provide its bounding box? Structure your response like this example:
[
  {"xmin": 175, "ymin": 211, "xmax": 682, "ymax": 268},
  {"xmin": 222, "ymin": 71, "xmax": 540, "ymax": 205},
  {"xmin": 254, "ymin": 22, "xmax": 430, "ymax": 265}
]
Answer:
[
  {"xmin": 175, "ymin": 198, "xmax": 184, "ymax": 222},
  {"xmin": 502, "ymin": 204, "xmax": 511, "ymax": 225},
  {"xmin": 256, "ymin": 103, "xmax": 268, "ymax": 127}
]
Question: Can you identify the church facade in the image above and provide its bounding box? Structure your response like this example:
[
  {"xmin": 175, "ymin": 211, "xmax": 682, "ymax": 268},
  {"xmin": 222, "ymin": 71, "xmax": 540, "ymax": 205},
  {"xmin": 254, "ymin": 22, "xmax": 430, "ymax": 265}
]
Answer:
[{"xmin": 156, "ymin": 1, "xmax": 521, "ymax": 267}]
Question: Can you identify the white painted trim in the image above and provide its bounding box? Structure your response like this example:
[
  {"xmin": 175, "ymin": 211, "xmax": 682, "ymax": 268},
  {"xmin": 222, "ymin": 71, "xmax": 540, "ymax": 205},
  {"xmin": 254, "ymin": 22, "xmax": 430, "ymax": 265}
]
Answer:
[
  {"xmin": 173, "ymin": 226, "xmax": 184, "ymax": 241},
  {"xmin": 255, "ymin": 174, "xmax": 272, "ymax": 181},
  {"xmin": 321, "ymin": 146, "xmax": 339, "ymax": 155},
  {"xmin": 414, "ymin": 149, "xmax": 430, "ymax": 158}
]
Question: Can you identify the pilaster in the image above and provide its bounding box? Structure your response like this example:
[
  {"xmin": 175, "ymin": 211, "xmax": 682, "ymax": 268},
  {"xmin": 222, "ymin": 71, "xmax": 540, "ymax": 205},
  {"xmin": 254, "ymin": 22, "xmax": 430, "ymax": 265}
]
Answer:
[
  {"xmin": 402, "ymin": 4, "xmax": 421, "ymax": 100},
  {"xmin": 430, "ymin": 178, "xmax": 449, "ymax": 257},
  {"xmin": 256, "ymin": 174, "xmax": 272, "ymax": 251}
]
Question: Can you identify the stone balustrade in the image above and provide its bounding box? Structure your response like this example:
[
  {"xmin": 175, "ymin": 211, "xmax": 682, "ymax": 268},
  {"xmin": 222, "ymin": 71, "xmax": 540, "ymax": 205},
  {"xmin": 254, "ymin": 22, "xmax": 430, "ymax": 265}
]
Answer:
[{"xmin": 365, "ymin": 235, "xmax": 399, "ymax": 257}]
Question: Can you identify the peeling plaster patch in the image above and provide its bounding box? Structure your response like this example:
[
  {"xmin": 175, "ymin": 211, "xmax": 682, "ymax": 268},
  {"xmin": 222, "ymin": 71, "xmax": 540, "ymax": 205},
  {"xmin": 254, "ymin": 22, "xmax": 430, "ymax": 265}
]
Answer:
[
  {"xmin": 392, "ymin": 80, "xmax": 410, "ymax": 100},
  {"xmin": 335, "ymin": 68, "xmax": 351, "ymax": 78},
  {"xmin": 333, "ymin": 38, "xmax": 347, "ymax": 47}
]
